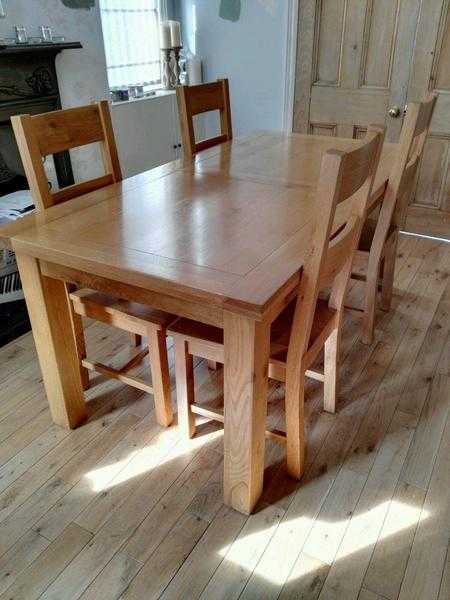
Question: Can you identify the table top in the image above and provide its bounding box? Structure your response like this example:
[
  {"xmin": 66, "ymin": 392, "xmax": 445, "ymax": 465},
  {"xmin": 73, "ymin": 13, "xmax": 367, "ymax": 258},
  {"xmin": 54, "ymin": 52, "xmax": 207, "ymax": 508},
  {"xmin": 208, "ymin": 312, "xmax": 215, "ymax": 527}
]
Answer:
[{"xmin": 6, "ymin": 132, "xmax": 396, "ymax": 318}]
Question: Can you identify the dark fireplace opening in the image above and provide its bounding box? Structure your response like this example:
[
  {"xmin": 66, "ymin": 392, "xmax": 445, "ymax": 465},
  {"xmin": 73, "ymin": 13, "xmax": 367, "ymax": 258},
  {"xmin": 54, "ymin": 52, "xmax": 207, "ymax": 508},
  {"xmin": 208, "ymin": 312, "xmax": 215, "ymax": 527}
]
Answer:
[{"xmin": 0, "ymin": 41, "xmax": 82, "ymax": 347}]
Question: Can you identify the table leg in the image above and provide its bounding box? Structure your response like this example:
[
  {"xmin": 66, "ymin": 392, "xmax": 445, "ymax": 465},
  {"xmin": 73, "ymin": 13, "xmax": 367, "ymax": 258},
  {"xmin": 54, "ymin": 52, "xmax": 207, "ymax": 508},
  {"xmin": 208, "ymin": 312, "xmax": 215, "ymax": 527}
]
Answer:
[
  {"xmin": 223, "ymin": 311, "xmax": 270, "ymax": 514},
  {"xmin": 16, "ymin": 254, "xmax": 87, "ymax": 429}
]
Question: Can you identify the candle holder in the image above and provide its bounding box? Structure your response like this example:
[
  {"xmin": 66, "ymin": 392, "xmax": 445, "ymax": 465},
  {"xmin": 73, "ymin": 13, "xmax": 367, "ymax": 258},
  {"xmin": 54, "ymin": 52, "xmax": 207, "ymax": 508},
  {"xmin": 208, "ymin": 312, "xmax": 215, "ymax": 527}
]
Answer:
[
  {"xmin": 161, "ymin": 48, "xmax": 172, "ymax": 90},
  {"xmin": 161, "ymin": 46, "xmax": 183, "ymax": 90},
  {"xmin": 171, "ymin": 46, "xmax": 182, "ymax": 87}
]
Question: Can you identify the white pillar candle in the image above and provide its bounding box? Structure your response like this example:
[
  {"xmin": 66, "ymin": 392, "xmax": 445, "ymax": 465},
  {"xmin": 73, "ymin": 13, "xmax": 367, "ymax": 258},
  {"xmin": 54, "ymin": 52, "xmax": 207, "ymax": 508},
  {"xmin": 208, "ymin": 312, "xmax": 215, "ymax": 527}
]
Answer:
[
  {"xmin": 187, "ymin": 56, "xmax": 202, "ymax": 85},
  {"xmin": 160, "ymin": 21, "xmax": 171, "ymax": 49},
  {"xmin": 170, "ymin": 21, "xmax": 182, "ymax": 48}
]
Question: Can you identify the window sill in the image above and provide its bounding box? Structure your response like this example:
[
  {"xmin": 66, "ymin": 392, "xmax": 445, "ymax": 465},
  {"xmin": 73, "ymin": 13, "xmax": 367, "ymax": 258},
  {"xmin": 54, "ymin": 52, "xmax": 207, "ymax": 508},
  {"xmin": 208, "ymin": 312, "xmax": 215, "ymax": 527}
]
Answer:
[{"xmin": 111, "ymin": 89, "xmax": 175, "ymax": 107}]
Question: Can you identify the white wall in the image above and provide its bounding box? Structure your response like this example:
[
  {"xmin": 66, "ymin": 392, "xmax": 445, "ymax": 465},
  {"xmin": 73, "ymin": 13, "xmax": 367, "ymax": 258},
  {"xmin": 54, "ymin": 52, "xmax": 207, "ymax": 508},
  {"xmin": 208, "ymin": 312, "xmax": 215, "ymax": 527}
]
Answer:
[
  {"xmin": 0, "ymin": 0, "xmax": 109, "ymax": 180},
  {"xmin": 180, "ymin": 0, "xmax": 289, "ymax": 136}
]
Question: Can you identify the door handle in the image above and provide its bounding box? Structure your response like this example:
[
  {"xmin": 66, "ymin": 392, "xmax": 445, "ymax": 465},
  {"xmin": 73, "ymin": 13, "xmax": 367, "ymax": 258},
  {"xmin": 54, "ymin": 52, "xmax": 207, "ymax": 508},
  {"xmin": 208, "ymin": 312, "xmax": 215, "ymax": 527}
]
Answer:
[{"xmin": 388, "ymin": 106, "xmax": 401, "ymax": 118}]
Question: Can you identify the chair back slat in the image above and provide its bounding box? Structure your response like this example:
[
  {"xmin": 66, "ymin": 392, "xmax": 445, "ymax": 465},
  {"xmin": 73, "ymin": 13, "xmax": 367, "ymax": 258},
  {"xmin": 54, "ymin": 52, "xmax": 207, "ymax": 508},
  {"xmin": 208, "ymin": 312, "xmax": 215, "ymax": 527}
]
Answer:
[
  {"xmin": 391, "ymin": 154, "xmax": 421, "ymax": 221},
  {"xmin": 195, "ymin": 134, "xmax": 229, "ymax": 154},
  {"xmin": 187, "ymin": 81, "xmax": 226, "ymax": 114},
  {"xmin": 413, "ymin": 93, "xmax": 438, "ymax": 138},
  {"xmin": 177, "ymin": 79, "xmax": 232, "ymax": 159},
  {"xmin": 11, "ymin": 100, "xmax": 121, "ymax": 211},
  {"xmin": 32, "ymin": 105, "xmax": 105, "ymax": 156},
  {"xmin": 337, "ymin": 130, "xmax": 383, "ymax": 203},
  {"xmin": 51, "ymin": 174, "xmax": 115, "ymax": 205},
  {"xmin": 318, "ymin": 215, "xmax": 360, "ymax": 290}
]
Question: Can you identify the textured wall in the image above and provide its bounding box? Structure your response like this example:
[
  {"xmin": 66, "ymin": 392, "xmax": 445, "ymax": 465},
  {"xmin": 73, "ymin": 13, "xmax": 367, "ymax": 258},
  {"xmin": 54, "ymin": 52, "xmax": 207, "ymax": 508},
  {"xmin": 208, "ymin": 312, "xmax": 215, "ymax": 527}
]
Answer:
[{"xmin": 0, "ymin": 0, "xmax": 109, "ymax": 181}]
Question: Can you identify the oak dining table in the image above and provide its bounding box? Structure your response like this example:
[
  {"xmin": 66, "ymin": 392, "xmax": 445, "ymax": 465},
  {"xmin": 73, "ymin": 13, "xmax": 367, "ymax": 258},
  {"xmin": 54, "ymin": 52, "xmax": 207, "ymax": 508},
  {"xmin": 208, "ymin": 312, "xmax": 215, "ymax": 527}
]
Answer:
[{"xmin": 0, "ymin": 131, "xmax": 396, "ymax": 514}]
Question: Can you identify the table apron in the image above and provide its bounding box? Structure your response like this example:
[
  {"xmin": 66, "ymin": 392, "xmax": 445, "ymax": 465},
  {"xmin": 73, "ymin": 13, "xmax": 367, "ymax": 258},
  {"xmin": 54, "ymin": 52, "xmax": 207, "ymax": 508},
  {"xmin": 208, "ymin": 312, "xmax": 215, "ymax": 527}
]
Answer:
[{"xmin": 40, "ymin": 261, "xmax": 225, "ymax": 328}]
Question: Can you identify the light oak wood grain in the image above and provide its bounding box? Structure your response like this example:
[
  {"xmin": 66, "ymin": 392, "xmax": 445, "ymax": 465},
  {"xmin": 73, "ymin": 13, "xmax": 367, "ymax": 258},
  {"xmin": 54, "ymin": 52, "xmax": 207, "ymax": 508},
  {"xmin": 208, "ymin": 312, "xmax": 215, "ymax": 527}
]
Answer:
[
  {"xmin": 0, "ymin": 523, "xmax": 92, "ymax": 600},
  {"xmin": 15, "ymin": 254, "xmax": 86, "ymax": 429}
]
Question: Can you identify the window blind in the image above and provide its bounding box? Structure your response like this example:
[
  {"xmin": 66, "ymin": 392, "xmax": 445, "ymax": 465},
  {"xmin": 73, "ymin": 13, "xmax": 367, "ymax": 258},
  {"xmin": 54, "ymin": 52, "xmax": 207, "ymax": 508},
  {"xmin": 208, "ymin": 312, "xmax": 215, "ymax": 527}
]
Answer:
[{"xmin": 99, "ymin": 0, "xmax": 161, "ymax": 89}]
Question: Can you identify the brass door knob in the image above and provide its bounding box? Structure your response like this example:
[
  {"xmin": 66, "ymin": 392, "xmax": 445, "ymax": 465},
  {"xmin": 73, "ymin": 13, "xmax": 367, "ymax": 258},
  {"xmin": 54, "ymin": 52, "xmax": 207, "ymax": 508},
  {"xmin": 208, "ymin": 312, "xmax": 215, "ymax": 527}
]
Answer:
[{"xmin": 388, "ymin": 106, "xmax": 401, "ymax": 118}]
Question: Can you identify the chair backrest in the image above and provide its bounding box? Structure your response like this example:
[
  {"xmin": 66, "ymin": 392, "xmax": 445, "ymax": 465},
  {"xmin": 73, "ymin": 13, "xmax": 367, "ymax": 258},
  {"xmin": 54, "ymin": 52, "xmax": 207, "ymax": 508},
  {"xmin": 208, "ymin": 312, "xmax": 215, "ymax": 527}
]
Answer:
[
  {"xmin": 176, "ymin": 79, "xmax": 232, "ymax": 159},
  {"xmin": 287, "ymin": 126, "xmax": 385, "ymax": 366},
  {"xmin": 11, "ymin": 100, "xmax": 122, "ymax": 211},
  {"xmin": 390, "ymin": 92, "xmax": 438, "ymax": 227}
]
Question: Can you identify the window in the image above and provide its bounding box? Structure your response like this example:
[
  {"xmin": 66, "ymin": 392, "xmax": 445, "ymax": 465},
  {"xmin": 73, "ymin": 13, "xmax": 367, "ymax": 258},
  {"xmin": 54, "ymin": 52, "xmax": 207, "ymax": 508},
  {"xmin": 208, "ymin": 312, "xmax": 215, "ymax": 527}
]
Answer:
[{"xmin": 99, "ymin": 0, "xmax": 163, "ymax": 90}]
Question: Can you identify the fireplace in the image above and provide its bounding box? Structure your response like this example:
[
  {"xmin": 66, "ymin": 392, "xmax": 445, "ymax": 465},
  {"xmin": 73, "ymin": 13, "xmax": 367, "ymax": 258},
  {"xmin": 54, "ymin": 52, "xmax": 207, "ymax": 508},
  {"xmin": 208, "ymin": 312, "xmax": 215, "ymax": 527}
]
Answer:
[{"xmin": 0, "ymin": 41, "xmax": 82, "ymax": 347}]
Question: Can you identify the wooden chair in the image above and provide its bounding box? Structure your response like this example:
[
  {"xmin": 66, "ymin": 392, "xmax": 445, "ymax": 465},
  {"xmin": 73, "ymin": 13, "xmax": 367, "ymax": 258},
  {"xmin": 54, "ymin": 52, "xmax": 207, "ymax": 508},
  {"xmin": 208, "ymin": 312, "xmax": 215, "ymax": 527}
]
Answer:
[
  {"xmin": 11, "ymin": 101, "xmax": 175, "ymax": 427},
  {"xmin": 176, "ymin": 79, "xmax": 232, "ymax": 160},
  {"xmin": 351, "ymin": 93, "xmax": 438, "ymax": 344},
  {"xmin": 176, "ymin": 78, "xmax": 232, "ymax": 374},
  {"xmin": 169, "ymin": 126, "xmax": 385, "ymax": 479}
]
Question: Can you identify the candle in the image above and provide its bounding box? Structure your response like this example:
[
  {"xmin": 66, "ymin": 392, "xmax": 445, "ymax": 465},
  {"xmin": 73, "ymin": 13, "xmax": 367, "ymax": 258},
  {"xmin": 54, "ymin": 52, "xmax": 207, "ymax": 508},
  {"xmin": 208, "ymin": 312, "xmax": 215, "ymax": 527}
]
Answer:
[
  {"xmin": 170, "ymin": 21, "xmax": 182, "ymax": 48},
  {"xmin": 187, "ymin": 56, "xmax": 202, "ymax": 85},
  {"xmin": 159, "ymin": 21, "xmax": 171, "ymax": 49}
]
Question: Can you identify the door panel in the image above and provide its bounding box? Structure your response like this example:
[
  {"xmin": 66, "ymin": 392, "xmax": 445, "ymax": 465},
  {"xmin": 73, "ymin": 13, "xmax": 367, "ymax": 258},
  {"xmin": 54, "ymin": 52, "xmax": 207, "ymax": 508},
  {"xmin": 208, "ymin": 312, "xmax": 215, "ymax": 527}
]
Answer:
[
  {"xmin": 309, "ymin": 123, "xmax": 337, "ymax": 137},
  {"xmin": 315, "ymin": 0, "xmax": 346, "ymax": 85},
  {"xmin": 362, "ymin": 0, "xmax": 400, "ymax": 89},
  {"xmin": 414, "ymin": 137, "xmax": 449, "ymax": 208}
]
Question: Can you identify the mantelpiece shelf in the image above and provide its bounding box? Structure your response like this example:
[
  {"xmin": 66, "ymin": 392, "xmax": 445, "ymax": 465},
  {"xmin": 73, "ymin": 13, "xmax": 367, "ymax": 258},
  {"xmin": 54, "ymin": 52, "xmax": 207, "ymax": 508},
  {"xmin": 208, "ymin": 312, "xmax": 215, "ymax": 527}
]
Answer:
[{"xmin": 0, "ymin": 42, "xmax": 82, "ymax": 55}]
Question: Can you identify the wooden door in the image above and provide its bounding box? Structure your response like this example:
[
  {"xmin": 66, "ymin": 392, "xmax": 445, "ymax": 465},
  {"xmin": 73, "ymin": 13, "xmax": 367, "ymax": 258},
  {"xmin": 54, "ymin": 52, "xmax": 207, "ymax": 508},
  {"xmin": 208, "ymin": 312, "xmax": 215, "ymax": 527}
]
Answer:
[
  {"xmin": 405, "ymin": 0, "xmax": 450, "ymax": 237},
  {"xmin": 293, "ymin": 0, "xmax": 419, "ymax": 141},
  {"xmin": 293, "ymin": 0, "xmax": 449, "ymax": 238}
]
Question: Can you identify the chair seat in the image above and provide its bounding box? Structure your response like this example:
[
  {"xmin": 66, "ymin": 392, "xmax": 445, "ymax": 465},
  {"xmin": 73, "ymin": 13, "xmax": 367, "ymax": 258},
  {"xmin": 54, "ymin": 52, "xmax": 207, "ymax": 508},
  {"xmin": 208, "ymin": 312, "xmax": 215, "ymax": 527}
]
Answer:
[
  {"xmin": 167, "ymin": 316, "xmax": 223, "ymax": 347},
  {"xmin": 168, "ymin": 298, "xmax": 337, "ymax": 362},
  {"xmin": 70, "ymin": 289, "xmax": 177, "ymax": 333}
]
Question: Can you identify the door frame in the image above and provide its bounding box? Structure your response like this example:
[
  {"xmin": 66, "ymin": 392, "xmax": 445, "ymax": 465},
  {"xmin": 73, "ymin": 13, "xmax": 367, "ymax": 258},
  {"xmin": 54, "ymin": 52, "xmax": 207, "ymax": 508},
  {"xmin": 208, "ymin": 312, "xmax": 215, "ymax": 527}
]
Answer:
[{"xmin": 282, "ymin": 0, "xmax": 299, "ymax": 132}]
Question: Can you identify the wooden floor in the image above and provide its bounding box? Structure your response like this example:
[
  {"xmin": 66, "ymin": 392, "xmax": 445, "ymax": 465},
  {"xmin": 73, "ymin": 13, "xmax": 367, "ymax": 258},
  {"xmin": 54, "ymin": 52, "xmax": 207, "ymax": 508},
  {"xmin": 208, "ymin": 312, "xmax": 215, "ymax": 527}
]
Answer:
[{"xmin": 0, "ymin": 233, "xmax": 449, "ymax": 600}]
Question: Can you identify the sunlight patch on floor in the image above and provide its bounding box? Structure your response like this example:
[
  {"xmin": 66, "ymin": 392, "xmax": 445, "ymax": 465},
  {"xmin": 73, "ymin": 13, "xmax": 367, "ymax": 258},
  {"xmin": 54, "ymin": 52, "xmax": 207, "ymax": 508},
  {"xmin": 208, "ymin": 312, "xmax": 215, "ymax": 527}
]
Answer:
[
  {"xmin": 84, "ymin": 424, "xmax": 223, "ymax": 492},
  {"xmin": 219, "ymin": 500, "xmax": 429, "ymax": 585}
]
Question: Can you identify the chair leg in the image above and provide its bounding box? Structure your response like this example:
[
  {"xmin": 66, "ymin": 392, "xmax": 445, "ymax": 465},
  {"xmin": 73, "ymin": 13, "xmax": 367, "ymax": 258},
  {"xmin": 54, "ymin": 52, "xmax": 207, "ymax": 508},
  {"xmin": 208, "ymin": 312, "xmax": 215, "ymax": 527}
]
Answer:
[
  {"xmin": 324, "ymin": 327, "xmax": 339, "ymax": 413},
  {"xmin": 65, "ymin": 283, "xmax": 90, "ymax": 391},
  {"xmin": 207, "ymin": 360, "xmax": 218, "ymax": 370},
  {"xmin": 147, "ymin": 328, "xmax": 173, "ymax": 427},
  {"xmin": 361, "ymin": 258, "xmax": 381, "ymax": 345},
  {"xmin": 72, "ymin": 311, "xmax": 90, "ymax": 391},
  {"xmin": 285, "ymin": 368, "xmax": 306, "ymax": 480},
  {"xmin": 173, "ymin": 337, "xmax": 196, "ymax": 438},
  {"xmin": 380, "ymin": 236, "xmax": 397, "ymax": 311},
  {"xmin": 131, "ymin": 333, "xmax": 142, "ymax": 347}
]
